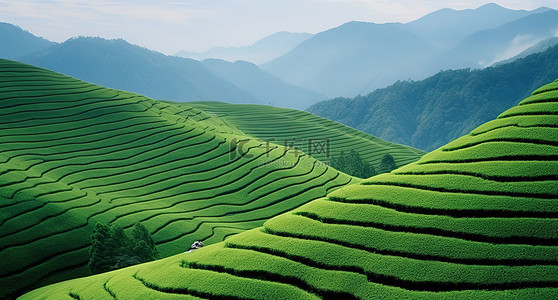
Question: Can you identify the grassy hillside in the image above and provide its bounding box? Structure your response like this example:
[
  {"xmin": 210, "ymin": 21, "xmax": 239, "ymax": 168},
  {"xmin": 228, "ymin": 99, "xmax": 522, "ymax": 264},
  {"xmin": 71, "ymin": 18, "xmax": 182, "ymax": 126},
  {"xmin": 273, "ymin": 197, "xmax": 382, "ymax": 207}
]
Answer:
[
  {"xmin": 0, "ymin": 59, "xmax": 422, "ymax": 298},
  {"xmin": 308, "ymin": 44, "xmax": 558, "ymax": 151},
  {"xmin": 22, "ymin": 78, "xmax": 558, "ymax": 299},
  {"xmin": 0, "ymin": 58, "xmax": 354, "ymax": 298},
  {"xmin": 187, "ymin": 101, "xmax": 424, "ymax": 171}
]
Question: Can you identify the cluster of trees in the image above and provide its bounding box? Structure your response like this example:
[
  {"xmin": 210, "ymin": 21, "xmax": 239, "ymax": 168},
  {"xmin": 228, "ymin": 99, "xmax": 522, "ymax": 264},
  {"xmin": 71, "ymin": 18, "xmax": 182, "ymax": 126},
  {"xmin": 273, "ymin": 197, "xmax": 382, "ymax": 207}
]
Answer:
[
  {"xmin": 89, "ymin": 222, "xmax": 159, "ymax": 274},
  {"xmin": 330, "ymin": 150, "xmax": 397, "ymax": 179}
]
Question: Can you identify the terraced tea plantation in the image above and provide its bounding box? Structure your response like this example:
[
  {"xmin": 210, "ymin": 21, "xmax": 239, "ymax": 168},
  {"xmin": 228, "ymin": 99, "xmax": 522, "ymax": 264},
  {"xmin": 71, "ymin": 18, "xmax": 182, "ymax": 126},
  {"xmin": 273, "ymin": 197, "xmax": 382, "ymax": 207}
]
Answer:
[
  {"xmin": 187, "ymin": 101, "xmax": 425, "ymax": 169},
  {"xmin": 21, "ymin": 79, "xmax": 558, "ymax": 299},
  {"xmin": 0, "ymin": 59, "xmax": 428, "ymax": 298}
]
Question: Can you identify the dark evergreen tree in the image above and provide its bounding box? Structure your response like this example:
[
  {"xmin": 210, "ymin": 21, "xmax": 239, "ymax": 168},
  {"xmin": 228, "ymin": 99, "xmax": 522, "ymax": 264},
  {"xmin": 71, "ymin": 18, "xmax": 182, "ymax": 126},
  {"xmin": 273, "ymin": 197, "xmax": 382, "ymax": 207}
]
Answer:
[
  {"xmin": 88, "ymin": 223, "xmax": 114, "ymax": 274},
  {"xmin": 378, "ymin": 154, "xmax": 397, "ymax": 174},
  {"xmin": 111, "ymin": 225, "xmax": 131, "ymax": 256},
  {"xmin": 131, "ymin": 222, "xmax": 159, "ymax": 261},
  {"xmin": 331, "ymin": 150, "xmax": 347, "ymax": 174}
]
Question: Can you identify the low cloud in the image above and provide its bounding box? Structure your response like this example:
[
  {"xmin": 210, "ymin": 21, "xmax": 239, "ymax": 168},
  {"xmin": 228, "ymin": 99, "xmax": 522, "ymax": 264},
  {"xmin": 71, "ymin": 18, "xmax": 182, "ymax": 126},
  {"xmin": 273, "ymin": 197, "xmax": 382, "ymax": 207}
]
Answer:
[{"xmin": 487, "ymin": 34, "xmax": 546, "ymax": 66}]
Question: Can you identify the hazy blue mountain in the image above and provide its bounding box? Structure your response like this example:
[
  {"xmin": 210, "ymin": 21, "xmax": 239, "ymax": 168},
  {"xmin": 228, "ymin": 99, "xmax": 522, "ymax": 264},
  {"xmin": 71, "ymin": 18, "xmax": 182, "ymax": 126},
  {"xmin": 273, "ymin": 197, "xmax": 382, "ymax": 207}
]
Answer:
[
  {"xmin": 451, "ymin": 10, "xmax": 558, "ymax": 67},
  {"xmin": 19, "ymin": 37, "xmax": 260, "ymax": 103},
  {"xmin": 307, "ymin": 45, "xmax": 558, "ymax": 151},
  {"xmin": 260, "ymin": 5, "xmax": 554, "ymax": 98},
  {"xmin": 202, "ymin": 59, "xmax": 326, "ymax": 110},
  {"xmin": 176, "ymin": 31, "xmax": 312, "ymax": 64},
  {"xmin": 406, "ymin": 3, "xmax": 552, "ymax": 49},
  {"xmin": 0, "ymin": 22, "xmax": 55, "ymax": 59},
  {"xmin": 262, "ymin": 21, "xmax": 450, "ymax": 97},
  {"xmin": 495, "ymin": 36, "xmax": 558, "ymax": 65}
]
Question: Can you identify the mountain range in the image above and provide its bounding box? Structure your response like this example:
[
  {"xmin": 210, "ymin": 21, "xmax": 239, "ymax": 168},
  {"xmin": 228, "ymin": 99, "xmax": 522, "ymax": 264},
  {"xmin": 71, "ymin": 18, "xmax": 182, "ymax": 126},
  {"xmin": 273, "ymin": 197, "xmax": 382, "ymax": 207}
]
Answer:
[
  {"xmin": 307, "ymin": 43, "xmax": 558, "ymax": 151},
  {"xmin": 19, "ymin": 37, "xmax": 261, "ymax": 104},
  {"xmin": 451, "ymin": 9, "xmax": 558, "ymax": 67},
  {"xmin": 0, "ymin": 25, "xmax": 325, "ymax": 109},
  {"xmin": 0, "ymin": 22, "xmax": 54, "ymax": 59},
  {"xmin": 2, "ymin": 3, "xmax": 557, "ymax": 107},
  {"xmin": 176, "ymin": 31, "xmax": 313, "ymax": 65},
  {"xmin": 405, "ymin": 3, "xmax": 551, "ymax": 49},
  {"xmin": 200, "ymin": 59, "xmax": 325, "ymax": 109},
  {"xmin": 263, "ymin": 4, "xmax": 558, "ymax": 97},
  {"xmin": 262, "ymin": 21, "xmax": 447, "ymax": 97}
]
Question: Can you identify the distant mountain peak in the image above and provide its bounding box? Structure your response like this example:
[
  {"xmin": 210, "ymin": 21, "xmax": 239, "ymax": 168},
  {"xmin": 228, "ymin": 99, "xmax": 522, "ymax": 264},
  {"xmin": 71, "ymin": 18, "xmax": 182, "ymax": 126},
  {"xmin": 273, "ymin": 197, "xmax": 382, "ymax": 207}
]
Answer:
[
  {"xmin": 175, "ymin": 31, "xmax": 313, "ymax": 64},
  {"xmin": 405, "ymin": 3, "xmax": 552, "ymax": 50},
  {"xmin": 532, "ymin": 6, "xmax": 555, "ymax": 13},
  {"xmin": 477, "ymin": 2, "xmax": 505, "ymax": 9},
  {"xmin": 18, "ymin": 36, "xmax": 261, "ymax": 104},
  {"xmin": 254, "ymin": 31, "xmax": 312, "ymax": 44},
  {"xmin": 474, "ymin": 2, "xmax": 552, "ymax": 13},
  {"xmin": 0, "ymin": 22, "xmax": 55, "ymax": 59}
]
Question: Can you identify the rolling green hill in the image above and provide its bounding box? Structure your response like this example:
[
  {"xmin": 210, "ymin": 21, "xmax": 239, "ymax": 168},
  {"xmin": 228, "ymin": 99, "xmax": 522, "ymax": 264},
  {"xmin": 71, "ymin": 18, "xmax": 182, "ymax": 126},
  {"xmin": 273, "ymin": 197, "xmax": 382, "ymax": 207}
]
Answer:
[
  {"xmin": 0, "ymin": 59, "xmax": 423, "ymax": 298},
  {"xmin": 21, "ymin": 78, "xmax": 558, "ymax": 299},
  {"xmin": 185, "ymin": 101, "xmax": 424, "ymax": 172}
]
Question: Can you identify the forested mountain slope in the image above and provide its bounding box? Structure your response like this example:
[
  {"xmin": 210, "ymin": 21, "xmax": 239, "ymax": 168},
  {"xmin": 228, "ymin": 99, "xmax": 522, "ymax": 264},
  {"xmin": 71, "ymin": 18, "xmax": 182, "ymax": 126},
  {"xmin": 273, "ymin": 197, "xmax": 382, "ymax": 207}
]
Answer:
[{"xmin": 308, "ymin": 45, "xmax": 558, "ymax": 151}]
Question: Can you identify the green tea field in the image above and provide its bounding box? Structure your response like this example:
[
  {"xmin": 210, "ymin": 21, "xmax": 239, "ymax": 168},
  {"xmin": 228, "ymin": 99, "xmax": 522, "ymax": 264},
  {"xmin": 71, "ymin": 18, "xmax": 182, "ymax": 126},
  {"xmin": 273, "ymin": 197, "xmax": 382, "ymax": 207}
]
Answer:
[
  {"xmin": 20, "ymin": 78, "xmax": 558, "ymax": 299},
  {"xmin": 0, "ymin": 59, "xmax": 426, "ymax": 298},
  {"xmin": 186, "ymin": 101, "xmax": 425, "ymax": 170}
]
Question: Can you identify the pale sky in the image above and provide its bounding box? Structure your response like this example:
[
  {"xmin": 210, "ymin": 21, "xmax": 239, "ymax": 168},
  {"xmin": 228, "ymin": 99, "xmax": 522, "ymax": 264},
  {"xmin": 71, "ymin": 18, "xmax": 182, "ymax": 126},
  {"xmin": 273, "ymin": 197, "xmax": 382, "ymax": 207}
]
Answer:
[{"xmin": 1, "ymin": 0, "xmax": 557, "ymax": 55}]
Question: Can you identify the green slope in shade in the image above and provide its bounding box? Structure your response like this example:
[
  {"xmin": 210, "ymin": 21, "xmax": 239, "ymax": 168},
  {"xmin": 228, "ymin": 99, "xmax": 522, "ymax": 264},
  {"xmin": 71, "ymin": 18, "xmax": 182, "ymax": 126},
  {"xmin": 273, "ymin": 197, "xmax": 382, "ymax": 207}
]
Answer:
[
  {"xmin": 21, "ymin": 79, "xmax": 558, "ymax": 299},
  {"xmin": 0, "ymin": 59, "xmax": 420, "ymax": 298},
  {"xmin": 185, "ymin": 101, "xmax": 424, "ymax": 171}
]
